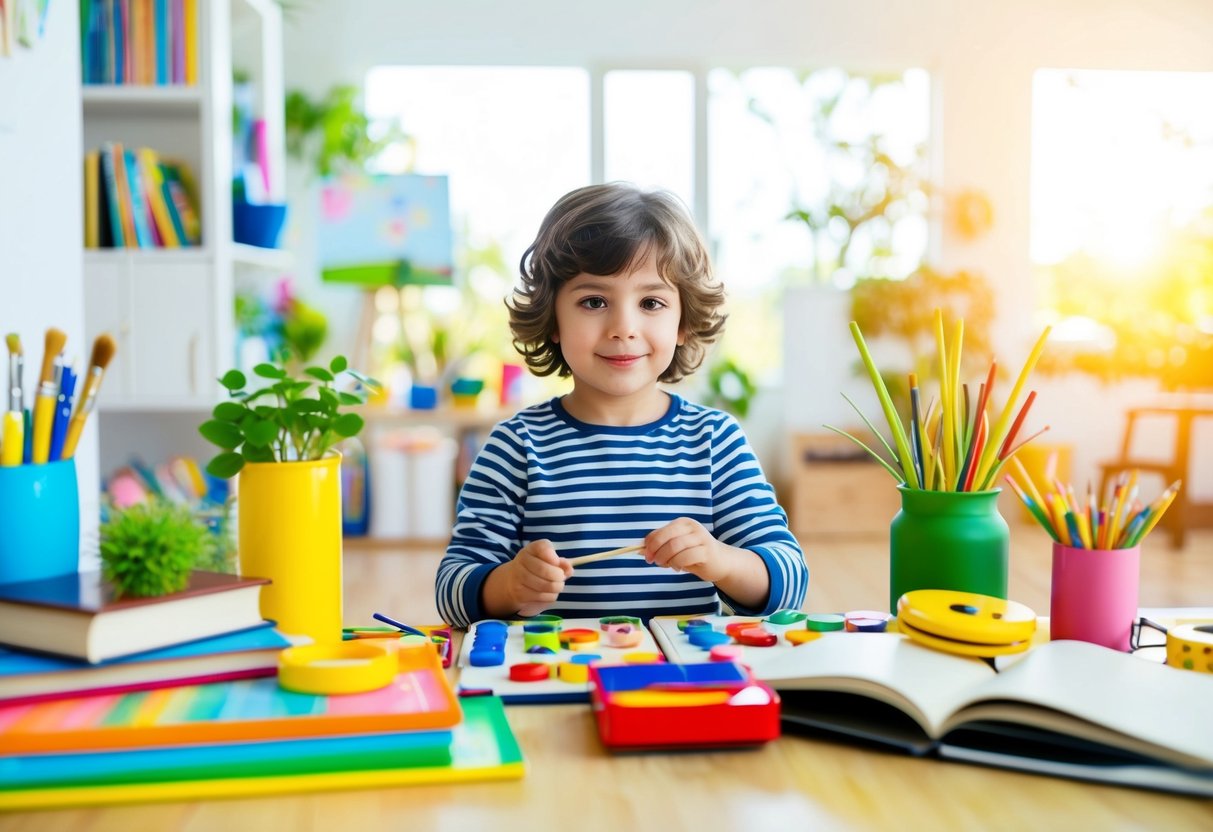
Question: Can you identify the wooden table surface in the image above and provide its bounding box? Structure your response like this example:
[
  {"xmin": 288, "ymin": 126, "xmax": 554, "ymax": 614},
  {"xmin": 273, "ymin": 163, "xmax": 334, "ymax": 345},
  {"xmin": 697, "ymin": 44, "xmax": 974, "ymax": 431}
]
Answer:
[{"xmin": 3, "ymin": 526, "xmax": 1212, "ymax": 831}]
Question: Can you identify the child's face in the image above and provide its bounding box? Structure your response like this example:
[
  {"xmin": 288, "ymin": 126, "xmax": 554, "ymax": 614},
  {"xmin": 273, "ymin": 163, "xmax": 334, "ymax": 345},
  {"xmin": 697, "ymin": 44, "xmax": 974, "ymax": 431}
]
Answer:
[{"xmin": 552, "ymin": 249, "xmax": 685, "ymax": 406}]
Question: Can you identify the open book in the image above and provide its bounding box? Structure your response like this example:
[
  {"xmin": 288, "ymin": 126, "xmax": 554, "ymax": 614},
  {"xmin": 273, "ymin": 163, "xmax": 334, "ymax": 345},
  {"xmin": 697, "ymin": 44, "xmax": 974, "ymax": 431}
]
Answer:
[{"xmin": 740, "ymin": 634, "xmax": 1213, "ymax": 796}]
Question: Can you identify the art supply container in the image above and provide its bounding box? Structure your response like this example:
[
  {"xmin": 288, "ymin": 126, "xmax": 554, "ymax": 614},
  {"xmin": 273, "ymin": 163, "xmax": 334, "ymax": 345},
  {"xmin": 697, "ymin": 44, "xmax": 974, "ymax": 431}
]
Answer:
[
  {"xmin": 889, "ymin": 487, "xmax": 1008, "ymax": 612},
  {"xmin": 1050, "ymin": 542, "xmax": 1139, "ymax": 651},
  {"xmin": 0, "ymin": 459, "xmax": 79, "ymax": 584}
]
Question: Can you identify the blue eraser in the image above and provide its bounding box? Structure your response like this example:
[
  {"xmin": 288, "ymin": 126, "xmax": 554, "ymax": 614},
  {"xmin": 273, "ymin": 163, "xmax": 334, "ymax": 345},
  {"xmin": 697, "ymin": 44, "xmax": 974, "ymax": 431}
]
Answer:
[{"xmin": 469, "ymin": 648, "xmax": 506, "ymax": 667}]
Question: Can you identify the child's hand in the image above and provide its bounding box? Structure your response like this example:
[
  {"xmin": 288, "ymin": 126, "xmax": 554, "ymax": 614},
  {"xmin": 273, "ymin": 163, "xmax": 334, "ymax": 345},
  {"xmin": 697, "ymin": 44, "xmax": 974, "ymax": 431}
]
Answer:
[
  {"xmin": 644, "ymin": 518, "xmax": 732, "ymax": 583},
  {"xmin": 502, "ymin": 539, "xmax": 573, "ymax": 617}
]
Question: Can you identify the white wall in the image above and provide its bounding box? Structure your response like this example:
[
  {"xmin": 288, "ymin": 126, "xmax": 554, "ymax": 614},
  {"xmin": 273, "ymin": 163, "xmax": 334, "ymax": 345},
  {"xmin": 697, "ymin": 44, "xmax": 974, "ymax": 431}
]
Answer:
[
  {"xmin": 278, "ymin": 0, "xmax": 1213, "ymax": 492},
  {"xmin": 0, "ymin": 1, "xmax": 96, "ymax": 562}
]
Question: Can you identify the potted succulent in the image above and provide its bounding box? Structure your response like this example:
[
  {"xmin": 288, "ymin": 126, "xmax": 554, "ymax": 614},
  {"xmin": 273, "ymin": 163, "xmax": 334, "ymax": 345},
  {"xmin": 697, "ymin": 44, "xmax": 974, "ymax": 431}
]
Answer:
[{"xmin": 199, "ymin": 355, "xmax": 378, "ymax": 643}]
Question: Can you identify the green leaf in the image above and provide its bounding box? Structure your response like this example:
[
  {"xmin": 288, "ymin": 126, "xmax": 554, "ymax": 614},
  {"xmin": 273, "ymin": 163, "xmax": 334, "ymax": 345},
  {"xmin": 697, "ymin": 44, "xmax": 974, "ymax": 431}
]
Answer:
[
  {"xmin": 330, "ymin": 355, "xmax": 348, "ymax": 373},
  {"xmin": 288, "ymin": 399, "xmax": 326, "ymax": 414},
  {"xmin": 219, "ymin": 370, "xmax": 246, "ymax": 391},
  {"xmin": 245, "ymin": 419, "xmax": 280, "ymax": 447},
  {"xmin": 243, "ymin": 443, "xmax": 276, "ymax": 463},
  {"xmin": 254, "ymin": 363, "xmax": 288, "ymax": 379},
  {"xmin": 332, "ymin": 412, "xmax": 364, "ymax": 437},
  {"xmin": 206, "ymin": 452, "xmax": 245, "ymax": 478},
  {"xmin": 198, "ymin": 420, "xmax": 243, "ymax": 449},
  {"xmin": 212, "ymin": 401, "xmax": 246, "ymax": 422},
  {"xmin": 317, "ymin": 387, "xmax": 340, "ymax": 407},
  {"xmin": 337, "ymin": 391, "xmax": 362, "ymax": 406},
  {"xmin": 304, "ymin": 367, "xmax": 334, "ymax": 382}
]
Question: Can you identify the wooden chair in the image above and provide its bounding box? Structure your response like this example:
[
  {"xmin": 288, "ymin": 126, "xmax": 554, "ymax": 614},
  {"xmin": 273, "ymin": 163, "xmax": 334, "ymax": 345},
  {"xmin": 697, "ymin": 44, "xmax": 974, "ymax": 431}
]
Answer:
[{"xmin": 1098, "ymin": 400, "xmax": 1213, "ymax": 549}]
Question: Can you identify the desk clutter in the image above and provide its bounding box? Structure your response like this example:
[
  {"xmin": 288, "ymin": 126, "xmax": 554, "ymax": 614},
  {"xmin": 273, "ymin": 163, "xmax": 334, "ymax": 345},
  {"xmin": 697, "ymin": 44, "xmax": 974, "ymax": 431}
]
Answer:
[{"xmin": 1, "ymin": 595, "xmax": 1212, "ymax": 806}]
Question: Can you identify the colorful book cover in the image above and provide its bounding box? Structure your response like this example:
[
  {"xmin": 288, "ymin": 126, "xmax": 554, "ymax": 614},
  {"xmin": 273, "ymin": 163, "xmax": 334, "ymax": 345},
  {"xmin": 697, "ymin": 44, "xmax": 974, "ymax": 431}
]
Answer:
[
  {"xmin": 124, "ymin": 148, "xmax": 153, "ymax": 247},
  {"xmin": 183, "ymin": 0, "xmax": 195, "ymax": 85},
  {"xmin": 0, "ymin": 695, "xmax": 522, "ymax": 810},
  {"xmin": 84, "ymin": 150, "xmax": 100, "ymax": 248},
  {"xmin": 0, "ymin": 645, "xmax": 462, "ymax": 754},
  {"xmin": 98, "ymin": 143, "xmax": 124, "ymax": 247},
  {"xmin": 0, "ymin": 622, "xmax": 287, "ymax": 705},
  {"xmin": 137, "ymin": 147, "xmax": 180, "ymax": 246},
  {"xmin": 109, "ymin": 142, "xmax": 138, "ymax": 246}
]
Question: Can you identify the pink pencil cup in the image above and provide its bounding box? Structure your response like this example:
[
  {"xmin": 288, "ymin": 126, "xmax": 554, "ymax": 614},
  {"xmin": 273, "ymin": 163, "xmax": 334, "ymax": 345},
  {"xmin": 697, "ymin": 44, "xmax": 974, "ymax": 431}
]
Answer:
[{"xmin": 1050, "ymin": 542, "xmax": 1140, "ymax": 651}]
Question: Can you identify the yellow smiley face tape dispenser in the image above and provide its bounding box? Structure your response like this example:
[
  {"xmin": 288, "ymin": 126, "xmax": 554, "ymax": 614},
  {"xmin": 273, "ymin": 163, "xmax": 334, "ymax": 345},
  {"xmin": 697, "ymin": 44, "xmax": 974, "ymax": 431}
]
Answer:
[
  {"xmin": 897, "ymin": 589, "xmax": 1037, "ymax": 658},
  {"xmin": 1166, "ymin": 624, "xmax": 1213, "ymax": 674},
  {"xmin": 278, "ymin": 641, "xmax": 398, "ymax": 695}
]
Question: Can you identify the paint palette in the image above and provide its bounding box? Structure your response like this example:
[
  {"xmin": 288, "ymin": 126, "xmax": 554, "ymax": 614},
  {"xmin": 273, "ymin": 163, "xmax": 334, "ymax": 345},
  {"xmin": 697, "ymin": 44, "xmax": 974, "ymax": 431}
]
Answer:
[
  {"xmin": 649, "ymin": 611, "xmax": 896, "ymax": 677},
  {"xmin": 456, "ymin": 617, "xmax": 665, "ymax": 704}
]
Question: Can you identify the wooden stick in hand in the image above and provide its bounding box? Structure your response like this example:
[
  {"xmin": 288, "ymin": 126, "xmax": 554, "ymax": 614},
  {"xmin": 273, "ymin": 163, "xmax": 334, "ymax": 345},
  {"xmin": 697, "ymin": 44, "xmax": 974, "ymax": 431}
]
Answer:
[{"xmin": 567, "ymin": 544, "xmax": 644, "ymax": 567}]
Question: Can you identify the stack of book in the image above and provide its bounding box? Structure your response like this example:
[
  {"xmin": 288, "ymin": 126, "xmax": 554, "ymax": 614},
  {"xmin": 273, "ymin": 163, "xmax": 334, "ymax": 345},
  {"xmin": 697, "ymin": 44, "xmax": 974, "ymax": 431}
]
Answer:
[
  {"xmin": 81, "ymin": 0, "xmax": 198, "ymax": 86},
  {"xmin": 0, "ymin": 571, "xmax": 525, "ymax": 808}
]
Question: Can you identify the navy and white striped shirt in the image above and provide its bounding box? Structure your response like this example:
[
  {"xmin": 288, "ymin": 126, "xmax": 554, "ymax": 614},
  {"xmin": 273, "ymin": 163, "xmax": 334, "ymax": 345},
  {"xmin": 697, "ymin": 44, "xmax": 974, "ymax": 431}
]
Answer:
[{"xmin": 435, "ymin": 394, "xmax": 808, "ymax": 628}]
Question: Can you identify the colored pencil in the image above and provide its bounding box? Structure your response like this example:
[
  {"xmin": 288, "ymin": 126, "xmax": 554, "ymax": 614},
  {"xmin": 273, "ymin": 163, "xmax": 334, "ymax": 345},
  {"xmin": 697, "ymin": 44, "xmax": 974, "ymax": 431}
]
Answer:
[{"xmin": 567, "ymin": 544, "xmax": 645, "ymax": 567}]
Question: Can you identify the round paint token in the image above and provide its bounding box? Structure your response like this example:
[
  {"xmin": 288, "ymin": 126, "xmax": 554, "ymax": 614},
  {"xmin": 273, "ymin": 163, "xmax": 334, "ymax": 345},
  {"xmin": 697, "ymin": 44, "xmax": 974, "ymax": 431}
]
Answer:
[
  {"xmin": 785, "ymin": 629, "xmax": 822, "ymax": 646},
  {"xmin": 570, "ymin": 653, "xmax": 602, "ymax": 665},
  {"xmin": 766, "ymin": 609, "xmax": 809, "ymax": 625},
  {"xmin": 523, "ymin": 614, "xmax": 563, "ymax": 627},
  {"xmin": 805, "ymin": 613, "xmax": 846, "ymax": 632},
  {"xmin": 557, "ymin": 662, "xmax": 590, "ymax": 682},
  {"xmin": 845, "ymin": 610, "xmax": 891, "ymax": 623},
  {"xmin": 845, "ymin": 617, "xmax": 889, "ymax": 633},
  {"xmin": 622, "ymin": 651, "xmax": 664, "ymax": 664},
  {"xmin": 509, "ymin": 662, "xmax": 553, "ymax": 682},
  {"xmin": 735, "ymin": 627, "xmax": 779, "ymax": 647},
  {"xmin": 709, "ymin": 644, "xmax": 744, "ymax": 662},
  {"xmin": 688, "ymin": 629, "xmax": 731, "ymax": 649},
  {"xmin": 599, "ymin": 616, "xmax": 641, "ymax": 630},
  {"xmin": 558, "ymin": 628, "xmax": 600, "ymax": 647},
  {"xmin": 679, "ymin": 617, "xmax": 712, "ymax": 632},
  {"xmin": 724, "ymin": 620, "xmax": 764, "ymax": 638},
  {"xmin": 602, "ymin": 625, "xmax": 644, "ymax": 648}
]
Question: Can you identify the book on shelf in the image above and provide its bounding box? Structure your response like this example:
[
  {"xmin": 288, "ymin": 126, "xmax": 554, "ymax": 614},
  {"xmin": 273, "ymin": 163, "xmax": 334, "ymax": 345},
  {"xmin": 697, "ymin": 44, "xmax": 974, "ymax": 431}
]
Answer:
[
  {"xmin": 86, "ymin": 146, "xmax": 199, "ymax": 249},
  {"xmin": 0, "ymin": 642, "xmax": 463, "ymax": 754},
  {"xmin": 83, "ymin": 150, "xmax": 101, "ymax": 248},
  {"xmin": 736, "ymin": 632, "xmax": 1213, "ymax": 796},
  {"xmin": 0, "ymin": 694, "xmax": 523, "ymax": 811},
  {"xmin": 0, "ymin": 570, "xmax": 269, "ymax": 663},
  {"xmin": 0, "ymin": 621, "xmax": 288, "ymax": 706},
  {"xmin": 81, "ymin": 0, "xmax": 196, "ymax": 86}
]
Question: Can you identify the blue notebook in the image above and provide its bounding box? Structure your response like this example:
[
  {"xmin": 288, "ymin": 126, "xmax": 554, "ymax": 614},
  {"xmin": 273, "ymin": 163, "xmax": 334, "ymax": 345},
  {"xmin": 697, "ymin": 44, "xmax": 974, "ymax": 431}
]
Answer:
[{"xmin": 0, "ymin": 623, "xmax": 288, "ymax": 705}]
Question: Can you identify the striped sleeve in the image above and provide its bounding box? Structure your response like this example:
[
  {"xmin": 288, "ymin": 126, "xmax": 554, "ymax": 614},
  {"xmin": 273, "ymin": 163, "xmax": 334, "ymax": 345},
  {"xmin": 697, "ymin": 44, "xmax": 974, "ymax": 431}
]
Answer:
[
  {"xmin": 709, "ymin": 413, "xmax": 809, "ymax": 616},
  {"xmin": 434, "ymin": 422, "xmax": 529, "ymax": 628}
]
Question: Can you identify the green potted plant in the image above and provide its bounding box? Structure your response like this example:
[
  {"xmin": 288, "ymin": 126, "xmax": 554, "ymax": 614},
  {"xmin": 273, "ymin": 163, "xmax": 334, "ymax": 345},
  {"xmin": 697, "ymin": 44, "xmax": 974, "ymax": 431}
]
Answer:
[
  {"xmin": 284, "ymin": 84, "xmax": 407, "ymax": 177},
  {"xmin": 100, "ymin": 500, "xmax": 218, "ymax": 598},
  {"xmin": 198, "ymin": 354, "xmax": 379, "ymax": 643}
]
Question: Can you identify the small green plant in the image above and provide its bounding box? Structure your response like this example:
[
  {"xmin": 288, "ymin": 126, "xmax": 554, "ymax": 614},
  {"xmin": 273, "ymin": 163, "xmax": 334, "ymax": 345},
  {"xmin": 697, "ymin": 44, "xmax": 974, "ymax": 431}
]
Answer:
[
  {"xmin": 100, "ymin": 501, "xmax": 216, "ymax": 598},
  {"xmin": 199, "ymin": 354, "xmax": 380, "ymax": 478}
]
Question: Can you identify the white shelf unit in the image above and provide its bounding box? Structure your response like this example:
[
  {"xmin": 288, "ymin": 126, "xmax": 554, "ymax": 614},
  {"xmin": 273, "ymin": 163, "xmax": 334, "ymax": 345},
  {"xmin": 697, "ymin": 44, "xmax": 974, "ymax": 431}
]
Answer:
[{"xmin": 81, "ymin": 0, "xmax": 284, "ymax": 418}]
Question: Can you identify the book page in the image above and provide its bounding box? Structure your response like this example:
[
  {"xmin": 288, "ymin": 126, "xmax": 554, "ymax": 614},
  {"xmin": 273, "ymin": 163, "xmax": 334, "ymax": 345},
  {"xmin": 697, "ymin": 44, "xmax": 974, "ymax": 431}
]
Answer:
[
  {"xmin": 942, "ymin": 640, "xmax": 1213, "ymax": 769},
  {"xmin": 742, "ymin": 633, "xmax": 997, "ymax": 735}
]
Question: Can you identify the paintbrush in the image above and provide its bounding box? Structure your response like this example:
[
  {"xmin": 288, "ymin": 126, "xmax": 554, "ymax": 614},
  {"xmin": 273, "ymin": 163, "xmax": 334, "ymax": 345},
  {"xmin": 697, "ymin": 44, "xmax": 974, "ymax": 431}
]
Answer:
[
  {"xmin": 30, "ymin": 327, "xmax": 66, "ymax": 464},
  {"xmin": 567, "ymin": 544, "xmax": 645, "ymax": 567},
  {"xmin": 61, "ymin": 334, "xmax": 116, "ymax": 460},
  {"xmin": 2, "ymin": 333, "xmax": 23, "ymax": 467}
]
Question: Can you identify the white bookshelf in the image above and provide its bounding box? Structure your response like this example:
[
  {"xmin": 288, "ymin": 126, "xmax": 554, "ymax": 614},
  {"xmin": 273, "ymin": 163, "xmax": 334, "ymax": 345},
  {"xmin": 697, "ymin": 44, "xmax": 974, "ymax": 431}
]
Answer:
[{"xmin": 81, "ymin": 0, "xmax": 284, "ymax": 413}]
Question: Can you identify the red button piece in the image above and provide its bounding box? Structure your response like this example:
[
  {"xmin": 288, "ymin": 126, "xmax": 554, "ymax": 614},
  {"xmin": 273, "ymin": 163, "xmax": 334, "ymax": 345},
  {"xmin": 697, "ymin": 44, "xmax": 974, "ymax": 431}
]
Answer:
[
  {"xmin": 734, "ymin": 627, "xmax": 778, "ymax": 647},
  {"xmin": 509, "ymin": 662, "xmax": 552, "ymax": 682},
  {"xmin": 725, "ymin": 620, "xmax": 764, "ymax": 638}
]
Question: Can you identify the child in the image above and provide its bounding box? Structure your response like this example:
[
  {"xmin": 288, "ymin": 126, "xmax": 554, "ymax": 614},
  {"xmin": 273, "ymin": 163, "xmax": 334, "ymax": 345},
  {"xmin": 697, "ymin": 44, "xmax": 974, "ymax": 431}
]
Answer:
[{"xmin": 435, "ymin": 183, "xmax": 807, "ymax": 628}]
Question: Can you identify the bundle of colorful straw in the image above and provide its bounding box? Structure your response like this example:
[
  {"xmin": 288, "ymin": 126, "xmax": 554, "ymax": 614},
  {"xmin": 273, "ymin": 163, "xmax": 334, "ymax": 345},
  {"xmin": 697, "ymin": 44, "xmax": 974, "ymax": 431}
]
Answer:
[
  {"xmin": 826, "ymin": 310, "xmax": 1052, "ymax": 492},
  {"xmin": 1007, "ymin": 459, "xmax": 1180, "ymax": 549}
]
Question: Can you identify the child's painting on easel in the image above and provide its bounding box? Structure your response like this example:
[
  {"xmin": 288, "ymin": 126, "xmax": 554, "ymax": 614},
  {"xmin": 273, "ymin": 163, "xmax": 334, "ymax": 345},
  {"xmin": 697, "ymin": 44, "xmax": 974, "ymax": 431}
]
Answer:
[{"xmin": 316, "ymin": 173, "xmax": 454, "ymax": 287}]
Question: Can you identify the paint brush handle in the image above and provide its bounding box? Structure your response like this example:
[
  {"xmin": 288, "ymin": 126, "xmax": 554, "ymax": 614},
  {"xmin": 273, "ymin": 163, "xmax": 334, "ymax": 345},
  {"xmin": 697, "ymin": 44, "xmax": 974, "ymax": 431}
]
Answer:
[{"xmin": 567, "ymin": 544, "xmax": 645, "ymax": 567}]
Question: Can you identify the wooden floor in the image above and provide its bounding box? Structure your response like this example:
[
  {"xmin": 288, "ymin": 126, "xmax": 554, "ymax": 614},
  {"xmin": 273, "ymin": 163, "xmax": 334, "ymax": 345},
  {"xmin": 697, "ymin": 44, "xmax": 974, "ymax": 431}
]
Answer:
[{"xmin": 343, "ymin": 519, "xmax": 1213, "ymax": 627}]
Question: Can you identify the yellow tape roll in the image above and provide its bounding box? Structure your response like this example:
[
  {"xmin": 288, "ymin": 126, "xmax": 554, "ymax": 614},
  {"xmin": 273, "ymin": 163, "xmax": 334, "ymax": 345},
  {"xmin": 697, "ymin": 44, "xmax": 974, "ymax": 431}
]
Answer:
[
  {"xmin": 278, "ymin": 642, "xmax": 398, "ymax": 695},
  {"xmin": 1166, "ymin": 624, "xmax": 1213, "ymax": 674}
]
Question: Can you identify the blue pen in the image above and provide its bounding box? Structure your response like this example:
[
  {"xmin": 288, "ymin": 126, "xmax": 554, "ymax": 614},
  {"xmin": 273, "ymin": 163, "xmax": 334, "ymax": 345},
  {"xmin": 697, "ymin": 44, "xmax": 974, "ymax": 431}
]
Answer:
[
  {"xmin": 372, "ymin": 612, "xmax": 429, "ymax": 638},
  {"xmin": 49, "ymin": 365, "xmax": 77, "ymax": 462}
]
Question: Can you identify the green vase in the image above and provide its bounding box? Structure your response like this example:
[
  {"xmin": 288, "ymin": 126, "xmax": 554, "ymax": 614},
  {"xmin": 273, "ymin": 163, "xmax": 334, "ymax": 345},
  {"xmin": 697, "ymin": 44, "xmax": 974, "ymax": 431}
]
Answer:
[{"xmin": 888, "ymin": 486, "xmax": 1009, "ymax": 612}]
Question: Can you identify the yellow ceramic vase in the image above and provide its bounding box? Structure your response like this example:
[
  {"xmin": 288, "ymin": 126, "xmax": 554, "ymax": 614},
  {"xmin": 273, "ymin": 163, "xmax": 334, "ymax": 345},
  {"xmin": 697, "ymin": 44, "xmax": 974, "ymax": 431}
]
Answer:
[{"xmin": 238, "ymin": 454, "xmax": 343, "ymax": 643}]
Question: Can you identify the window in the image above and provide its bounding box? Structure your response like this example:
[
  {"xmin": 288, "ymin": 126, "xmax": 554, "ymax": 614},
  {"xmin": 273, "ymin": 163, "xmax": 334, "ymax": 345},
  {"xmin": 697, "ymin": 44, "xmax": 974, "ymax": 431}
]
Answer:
[{"xmin": 1031, "ymin": 69, "xmax": 1213, "ymax": 386}]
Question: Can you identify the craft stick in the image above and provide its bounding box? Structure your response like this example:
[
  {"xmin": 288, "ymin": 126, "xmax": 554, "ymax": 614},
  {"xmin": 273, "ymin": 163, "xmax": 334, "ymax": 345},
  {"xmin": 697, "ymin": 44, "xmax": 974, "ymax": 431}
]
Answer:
[
  {"xmin": 996, "ymin": 389, "xmax": 1036, "ymax": 460},
  {"xmin": 567, "ymin": 544, "xmax": 644, "ymax": 567},
  {"xmin": 909, "ymin": 373, "xmax": 925, "ymax": 489},
  {"xmin": 935, "ymin": 310, "xmax": 956, "ymax": 486},
  {"xmin": 948, "ymin": 318, "xmax": 965, "ymax": 476}
]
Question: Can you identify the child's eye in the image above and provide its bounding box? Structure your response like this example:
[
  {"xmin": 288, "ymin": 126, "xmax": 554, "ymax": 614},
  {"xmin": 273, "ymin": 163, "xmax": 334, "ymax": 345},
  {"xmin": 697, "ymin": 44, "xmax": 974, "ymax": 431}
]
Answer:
[
  {"xmin": 640, "ymin": 298, "xmax": 668, "ymax": 311},
  {"xmin": 579, "ymin": 296, "xmax": 607, "ymax": 310}
]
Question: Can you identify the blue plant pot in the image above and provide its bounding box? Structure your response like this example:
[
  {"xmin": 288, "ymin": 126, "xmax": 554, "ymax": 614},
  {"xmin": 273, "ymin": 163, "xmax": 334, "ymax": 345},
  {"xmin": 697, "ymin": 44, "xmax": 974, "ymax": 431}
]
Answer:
[{"xmin": 233, "ymin": 200, "xmax": 287, "ymax": 249}]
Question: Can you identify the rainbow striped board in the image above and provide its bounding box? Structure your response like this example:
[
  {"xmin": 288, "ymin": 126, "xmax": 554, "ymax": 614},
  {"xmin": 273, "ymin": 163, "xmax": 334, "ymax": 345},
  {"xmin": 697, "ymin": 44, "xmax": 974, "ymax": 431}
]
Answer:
[{"xmin": 0, "ymin": 644, "xmax": 460, "ymax": 755}]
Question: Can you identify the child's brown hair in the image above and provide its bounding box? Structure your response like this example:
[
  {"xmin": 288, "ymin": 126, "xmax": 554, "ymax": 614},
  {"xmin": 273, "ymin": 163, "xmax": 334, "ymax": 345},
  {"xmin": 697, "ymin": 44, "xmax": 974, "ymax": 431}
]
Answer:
[{"xmin": 508, "ymin": 183, "xmax": 726, "ymax": 383}]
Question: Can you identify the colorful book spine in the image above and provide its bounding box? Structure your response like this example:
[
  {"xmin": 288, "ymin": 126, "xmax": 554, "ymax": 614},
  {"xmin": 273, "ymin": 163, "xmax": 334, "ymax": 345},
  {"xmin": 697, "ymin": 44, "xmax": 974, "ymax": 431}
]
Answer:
[
  {"xmin": 83, "ymin": 151, "xmax": 100, "ymax": 248},
  {"xmin": 137, "ymin": 148, "xmax": 180, "ymax": 247},
  {"xmin": 98, "ymin": 143, "xmax": 125, "ymax": 247},
  {"xmin": 124, "ymin": 148, "xmax": 154, "ymax": 247}
]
